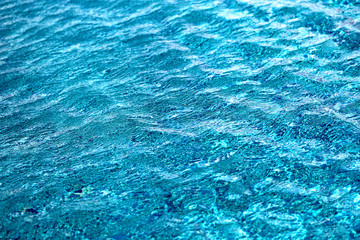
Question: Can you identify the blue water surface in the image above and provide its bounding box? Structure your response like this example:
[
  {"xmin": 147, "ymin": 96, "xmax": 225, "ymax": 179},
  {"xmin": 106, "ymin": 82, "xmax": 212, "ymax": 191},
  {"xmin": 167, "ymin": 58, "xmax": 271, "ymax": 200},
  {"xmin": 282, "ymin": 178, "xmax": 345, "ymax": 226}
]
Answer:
[{"xmin": 1, "ymin": 0, "xmax": 360, "ymax": 239}]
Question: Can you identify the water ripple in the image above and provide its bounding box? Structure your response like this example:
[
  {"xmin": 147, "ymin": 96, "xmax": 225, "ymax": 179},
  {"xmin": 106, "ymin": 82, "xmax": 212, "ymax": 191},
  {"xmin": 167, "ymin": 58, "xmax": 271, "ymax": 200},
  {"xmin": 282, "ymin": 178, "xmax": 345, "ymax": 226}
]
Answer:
[{"xmin": 1, "ymin": 0, "xmax": 360, "ymax": 238}]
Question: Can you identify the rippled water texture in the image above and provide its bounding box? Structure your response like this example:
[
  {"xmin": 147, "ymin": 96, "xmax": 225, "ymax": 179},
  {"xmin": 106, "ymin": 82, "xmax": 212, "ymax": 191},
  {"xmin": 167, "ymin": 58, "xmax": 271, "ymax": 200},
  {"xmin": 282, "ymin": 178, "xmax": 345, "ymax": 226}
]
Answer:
[{"xmin": 1, "ymin": 0, "xmax": 360, "ymax": 239}]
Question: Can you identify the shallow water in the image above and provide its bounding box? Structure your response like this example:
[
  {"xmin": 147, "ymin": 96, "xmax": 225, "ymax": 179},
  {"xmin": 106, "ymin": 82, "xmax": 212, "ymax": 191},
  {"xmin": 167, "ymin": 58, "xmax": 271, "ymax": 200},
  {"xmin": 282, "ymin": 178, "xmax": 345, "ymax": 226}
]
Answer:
[{"xmin": 1, "ymin": 0, "xmax": 360, "ymax": 239}]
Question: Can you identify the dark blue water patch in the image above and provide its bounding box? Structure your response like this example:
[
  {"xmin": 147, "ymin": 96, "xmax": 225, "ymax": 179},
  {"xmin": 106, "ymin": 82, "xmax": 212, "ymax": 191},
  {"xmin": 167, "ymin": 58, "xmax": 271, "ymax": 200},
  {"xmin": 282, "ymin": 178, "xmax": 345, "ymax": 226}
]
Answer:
[{"xmin": 303, "ymin": 12, "xmax": 336, "ymax": 34}]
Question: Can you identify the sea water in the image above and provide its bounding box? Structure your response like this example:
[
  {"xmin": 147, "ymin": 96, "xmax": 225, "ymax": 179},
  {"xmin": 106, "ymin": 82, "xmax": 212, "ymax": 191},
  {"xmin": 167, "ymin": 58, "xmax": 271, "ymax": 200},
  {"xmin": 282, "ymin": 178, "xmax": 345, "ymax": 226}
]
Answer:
[{"xmin": 1, "ymin": 0, "xmax": 360, "ymax": 239}]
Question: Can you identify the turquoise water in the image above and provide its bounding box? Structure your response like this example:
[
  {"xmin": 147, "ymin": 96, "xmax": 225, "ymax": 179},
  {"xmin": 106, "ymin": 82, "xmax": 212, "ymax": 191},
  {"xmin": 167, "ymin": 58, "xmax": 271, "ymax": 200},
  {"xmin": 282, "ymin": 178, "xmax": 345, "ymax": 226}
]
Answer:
[{"xmin": 1, "ymin": 0, "xmax": 360, "ymax": 239}]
